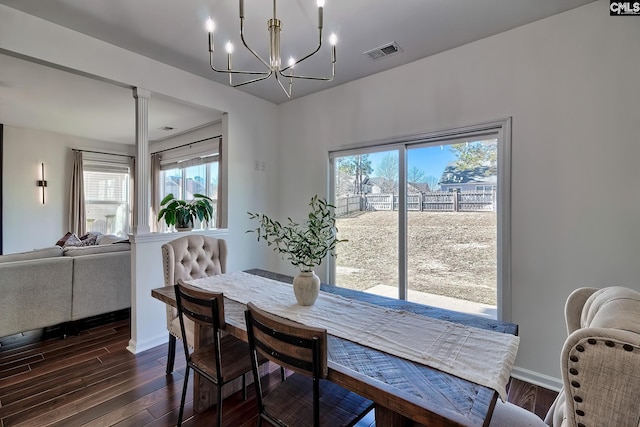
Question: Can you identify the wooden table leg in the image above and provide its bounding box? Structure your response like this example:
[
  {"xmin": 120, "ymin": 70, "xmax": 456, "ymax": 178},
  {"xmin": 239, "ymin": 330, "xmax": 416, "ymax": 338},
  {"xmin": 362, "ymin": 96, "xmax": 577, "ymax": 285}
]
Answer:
[{"xmin": 375, "ymin": 404, "xmax": 412, "ymax": 427}]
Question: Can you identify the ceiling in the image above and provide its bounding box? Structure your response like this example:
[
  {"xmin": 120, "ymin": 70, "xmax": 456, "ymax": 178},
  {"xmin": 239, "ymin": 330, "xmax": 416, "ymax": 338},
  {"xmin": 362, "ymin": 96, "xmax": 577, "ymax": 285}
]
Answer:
[
  {"xmin": 0, "ymin": 0, "xmax": 595, "ymax": 144},
  {"xmin": 0, "ymin": 54, "xmax": 222, "ymax": 144}
]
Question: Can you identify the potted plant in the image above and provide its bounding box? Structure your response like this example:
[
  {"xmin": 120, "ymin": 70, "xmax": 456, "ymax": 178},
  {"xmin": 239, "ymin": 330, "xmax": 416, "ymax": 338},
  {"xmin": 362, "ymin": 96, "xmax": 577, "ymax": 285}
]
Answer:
[
  {"xmin": 157, "ymin": 193, "xmax": 214, "ymax": 231},
  {"xmin": 247, "ymin": 195, "xmax": 345, "ymax": 306}
]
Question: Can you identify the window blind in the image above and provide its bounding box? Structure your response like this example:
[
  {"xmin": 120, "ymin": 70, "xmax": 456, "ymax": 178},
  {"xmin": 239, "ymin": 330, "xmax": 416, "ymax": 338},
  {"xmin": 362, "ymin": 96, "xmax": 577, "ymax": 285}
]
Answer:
[{"xmin": 157, "ymin": 138, "xmax": 220, "ymax": 170}]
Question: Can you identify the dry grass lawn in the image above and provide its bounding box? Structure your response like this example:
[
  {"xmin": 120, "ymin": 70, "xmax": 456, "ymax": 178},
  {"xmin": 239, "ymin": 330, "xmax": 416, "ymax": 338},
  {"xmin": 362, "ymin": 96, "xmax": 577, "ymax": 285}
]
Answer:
[{"xmin": 335, "ymin": 211, "xmax": 497, "ymax": 305}]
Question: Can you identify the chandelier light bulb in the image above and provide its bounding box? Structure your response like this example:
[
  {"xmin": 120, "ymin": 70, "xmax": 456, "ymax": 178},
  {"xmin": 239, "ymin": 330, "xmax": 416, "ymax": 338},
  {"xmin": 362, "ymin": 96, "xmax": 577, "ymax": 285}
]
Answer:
[
  {"xmin": 225, "ymin": 41, "xmax": 234, "ymax": 54},
  {"xmin": 317, "ymin": 0, "xmax": 325, "ymax": 7},
  {"xmin": 329, "ymin": 33, "xmax": 338, "ymax": 45},
  {"xmin": 206, "ymin": 18, "xmax": 214, "ymax": 33},
  {"xmin": 288, "ymin": 57, "xmax": 296, "ymax": 68}
]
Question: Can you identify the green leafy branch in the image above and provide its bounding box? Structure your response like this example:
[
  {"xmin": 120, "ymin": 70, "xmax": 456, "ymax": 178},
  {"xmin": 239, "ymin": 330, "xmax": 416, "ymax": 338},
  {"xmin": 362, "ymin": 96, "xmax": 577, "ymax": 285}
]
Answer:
[{"xmin": 247, "ymin": 195, "xmax": 346, "ymax": 271}]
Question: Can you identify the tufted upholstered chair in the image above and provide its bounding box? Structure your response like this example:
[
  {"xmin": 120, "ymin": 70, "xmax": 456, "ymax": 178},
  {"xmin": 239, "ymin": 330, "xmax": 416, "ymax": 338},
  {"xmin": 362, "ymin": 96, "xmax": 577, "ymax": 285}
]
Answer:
[
  {"xmin": 161, "ymin": 235, "xmax": 227, "ymax": 374},
  {"xmin": 490, "ymin": 286, "xmax": 640, "ymax": 427}
]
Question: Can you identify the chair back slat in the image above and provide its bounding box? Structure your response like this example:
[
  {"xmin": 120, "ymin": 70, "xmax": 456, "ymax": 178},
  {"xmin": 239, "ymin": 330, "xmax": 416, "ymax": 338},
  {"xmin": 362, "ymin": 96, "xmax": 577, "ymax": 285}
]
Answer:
[
  {"xmin": 245, "ymin": 302, "xmax": 328, "ymax": 378},
  {"xmin": 175, "ymin": 280, "xmax": 225, "ymax": 329}
]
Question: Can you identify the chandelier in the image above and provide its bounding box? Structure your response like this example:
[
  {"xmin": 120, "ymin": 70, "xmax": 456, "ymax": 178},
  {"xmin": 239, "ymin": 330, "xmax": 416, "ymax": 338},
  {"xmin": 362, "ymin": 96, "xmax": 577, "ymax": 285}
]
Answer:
[{"xmin": 206, "ymin": 0, "xmax": 337, "ymax": 98}]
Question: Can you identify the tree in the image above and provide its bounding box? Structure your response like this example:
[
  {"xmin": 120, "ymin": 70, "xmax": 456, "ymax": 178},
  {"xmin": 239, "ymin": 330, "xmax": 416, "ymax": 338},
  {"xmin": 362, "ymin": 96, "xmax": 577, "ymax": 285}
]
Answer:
[
  {"xmin": 408, "ymin": 166, "xmax": 426, "ymax": 184},
  {"xmin": 336, "ymin": 155, "xmax": 373, "ymax": 195},
  {"xmin": 376, "ymin": 153, "xmax": 399, "ymax": 193},
  {"xmin": 425, "ymin": 175, "xmax": 440, "ymax": 192},
  {"xmin": 450, "ymin": 140, "xmax": 497, "ymax": 175}
]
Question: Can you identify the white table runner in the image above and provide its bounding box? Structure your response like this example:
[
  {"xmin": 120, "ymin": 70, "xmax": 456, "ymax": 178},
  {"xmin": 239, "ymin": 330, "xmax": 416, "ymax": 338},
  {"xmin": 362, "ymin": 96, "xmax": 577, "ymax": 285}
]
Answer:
[{"xmin": 187, "ymin": 271, "xmax": 519, "ymax": 400}]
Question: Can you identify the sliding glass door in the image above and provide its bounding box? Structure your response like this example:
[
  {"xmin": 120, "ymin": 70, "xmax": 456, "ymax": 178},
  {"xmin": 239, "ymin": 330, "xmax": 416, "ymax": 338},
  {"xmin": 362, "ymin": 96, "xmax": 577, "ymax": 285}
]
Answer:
[
  {"xmin": 332, "ymin": 150, "xmax": 400, "ymax": 295},
  {"xmin": 406, "ymin": 138, "xmax": 498, "ymax": 317},
  {"xmin": 329, "ymin": 120, "xmax": 511, "ymax": 320}
]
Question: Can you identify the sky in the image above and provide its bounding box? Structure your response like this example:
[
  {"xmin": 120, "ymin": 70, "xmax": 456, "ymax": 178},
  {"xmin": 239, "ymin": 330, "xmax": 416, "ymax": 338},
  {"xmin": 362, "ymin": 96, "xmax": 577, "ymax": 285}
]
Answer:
[{"xmin": 367, "ymin": 144, "xmax": 457, "ymax": 183}]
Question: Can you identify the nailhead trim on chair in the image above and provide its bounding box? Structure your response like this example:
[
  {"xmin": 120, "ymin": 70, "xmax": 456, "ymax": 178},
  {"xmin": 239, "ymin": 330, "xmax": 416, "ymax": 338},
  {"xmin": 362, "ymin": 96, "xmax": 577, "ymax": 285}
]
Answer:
[
  {"xmin": 569, "ymin": 340, "xmax": 585, "ymax": 425},
  {"xmin": 568, "ymin": 338, "xmax": 639, "ymax": 427}
]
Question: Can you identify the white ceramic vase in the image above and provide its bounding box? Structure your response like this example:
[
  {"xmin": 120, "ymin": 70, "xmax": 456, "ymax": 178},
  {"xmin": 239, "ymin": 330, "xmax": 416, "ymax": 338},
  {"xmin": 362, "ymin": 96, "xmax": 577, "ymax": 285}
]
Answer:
[{"xmin": 293, "ymin": 271, "xmax": 321, "ymax": 306}]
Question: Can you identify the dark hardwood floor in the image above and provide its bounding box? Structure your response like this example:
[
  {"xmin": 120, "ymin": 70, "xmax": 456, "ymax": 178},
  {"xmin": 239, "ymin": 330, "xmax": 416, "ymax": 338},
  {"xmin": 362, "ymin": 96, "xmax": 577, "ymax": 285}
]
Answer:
[{"xmin": 0, "ymin": 317, "xmax": 556, "ymax": 426}]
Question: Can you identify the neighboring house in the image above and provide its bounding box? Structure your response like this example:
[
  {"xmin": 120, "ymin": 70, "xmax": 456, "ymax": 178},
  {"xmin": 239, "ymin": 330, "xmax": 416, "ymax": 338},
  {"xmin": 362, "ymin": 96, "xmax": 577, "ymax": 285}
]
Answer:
[
  {"xmin": 408, "ymin": 182, "xmax": 431, "ymax": 194},
  {"xmin": 438, "ymin": 162, "xmax": 497, "ymax": 193},
  {"xmin": 338, "ymin": 176, "xmax": 431, "ymax": 196}
]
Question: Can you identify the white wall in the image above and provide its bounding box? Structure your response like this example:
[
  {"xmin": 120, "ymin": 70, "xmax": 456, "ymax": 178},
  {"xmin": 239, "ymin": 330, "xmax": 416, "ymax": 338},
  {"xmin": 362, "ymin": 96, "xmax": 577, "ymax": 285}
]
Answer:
[
  {"xmin": 276, "ymin": 1, "xmax": 640, "ymax": 388},
  {"xmin": 2, "ymin": 125, "xmax": 134, "ymax": 253}
]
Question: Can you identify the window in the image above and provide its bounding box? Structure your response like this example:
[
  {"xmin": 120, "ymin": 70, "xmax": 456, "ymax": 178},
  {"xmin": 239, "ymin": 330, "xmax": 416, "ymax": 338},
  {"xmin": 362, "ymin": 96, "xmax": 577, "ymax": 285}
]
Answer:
[
  {"xmin": 156, "ymin": 138, "xmax": 220, "ymax": 230},
  {"xmin": 84, "ymin": 159, "xmax": 132, "ymax": 237},
  {"xmin": 329, "ymin": 119, "xmax": 512, "ymax": 320}
]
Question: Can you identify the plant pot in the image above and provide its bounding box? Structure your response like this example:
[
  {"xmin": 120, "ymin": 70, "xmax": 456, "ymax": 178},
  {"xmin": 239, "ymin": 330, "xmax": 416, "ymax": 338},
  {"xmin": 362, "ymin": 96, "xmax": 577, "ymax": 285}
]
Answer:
[
  {"xmin": 293, "ymin": 271, "xmax": 321, "ymax": 306},
  {"xmin": 175, "ymin": 226, "xmax": 193, "ymax": 232}
]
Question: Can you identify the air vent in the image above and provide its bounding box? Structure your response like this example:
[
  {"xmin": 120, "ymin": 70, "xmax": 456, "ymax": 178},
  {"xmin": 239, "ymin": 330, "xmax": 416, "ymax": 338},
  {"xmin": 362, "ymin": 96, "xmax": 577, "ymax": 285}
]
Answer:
[{"xmin": 364, "ymin": 42, "xmax": 403, "ymax": 61}]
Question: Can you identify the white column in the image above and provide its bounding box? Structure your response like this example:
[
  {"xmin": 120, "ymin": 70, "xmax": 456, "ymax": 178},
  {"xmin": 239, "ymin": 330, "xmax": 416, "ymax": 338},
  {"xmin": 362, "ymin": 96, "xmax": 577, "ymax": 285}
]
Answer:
[{"xmin": 132, "ymin": 88, "xmax": 151, "ymax": 235}]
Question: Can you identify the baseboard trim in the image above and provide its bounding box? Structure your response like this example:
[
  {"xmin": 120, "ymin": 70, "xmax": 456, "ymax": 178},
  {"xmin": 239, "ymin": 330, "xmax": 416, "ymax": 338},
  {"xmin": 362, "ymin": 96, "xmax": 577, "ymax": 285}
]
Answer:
[
  {"xmin": 127, "ymin": 333, "xmax": 168, "ymax": 355},
  {"xmin": 511, "ymin": 366, "xmax": 563, "ymax": 392}
]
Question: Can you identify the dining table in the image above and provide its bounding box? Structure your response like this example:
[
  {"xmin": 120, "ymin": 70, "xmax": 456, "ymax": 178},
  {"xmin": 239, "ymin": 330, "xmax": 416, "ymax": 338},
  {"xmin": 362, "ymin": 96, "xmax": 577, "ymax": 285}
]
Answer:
[{"xmin": 151, "ymin": 269, "xmax": 519, "ymax": 427}]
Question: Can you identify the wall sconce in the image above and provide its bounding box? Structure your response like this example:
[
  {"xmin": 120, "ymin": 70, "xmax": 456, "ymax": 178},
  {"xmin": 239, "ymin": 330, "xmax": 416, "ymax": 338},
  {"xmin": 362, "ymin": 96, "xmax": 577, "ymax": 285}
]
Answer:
[{"xmin": 36, "ymin": 162, "xmax": 47, "ymax": 204}]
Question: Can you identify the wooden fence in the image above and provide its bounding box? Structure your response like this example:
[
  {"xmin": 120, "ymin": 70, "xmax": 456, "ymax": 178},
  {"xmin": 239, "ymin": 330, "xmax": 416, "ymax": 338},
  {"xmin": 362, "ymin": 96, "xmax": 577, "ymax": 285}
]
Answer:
[
  {"xmin": 336, "ymin": 190, "xmax": 495, "ymax": 216},
  {"xmin": 335, "ymin": 195, "xmax": 365, "ymax": 216}
]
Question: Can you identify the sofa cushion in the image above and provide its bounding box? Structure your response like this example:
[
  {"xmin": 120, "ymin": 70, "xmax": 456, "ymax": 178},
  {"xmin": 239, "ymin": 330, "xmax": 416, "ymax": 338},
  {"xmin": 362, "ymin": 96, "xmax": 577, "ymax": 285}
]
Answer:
[
  {"xmin": 63, "ymin": 242, "xmax": 130, "ymax": 257},
  {"xmin": 0, "ymin": 246, "xmax": 64, "ymax": 264},
  {"xmin": 0, "ymin": 257, "xmax": 74, "ymax": 337},
  {"xmin": 71, "ymin": 251, "xmax": 131, "ymax": 320}
]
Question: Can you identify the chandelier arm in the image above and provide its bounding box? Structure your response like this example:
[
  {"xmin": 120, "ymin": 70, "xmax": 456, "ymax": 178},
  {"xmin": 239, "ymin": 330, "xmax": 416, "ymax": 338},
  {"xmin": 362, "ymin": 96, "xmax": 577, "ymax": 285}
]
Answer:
[
  {"xmin": 229, "ymin": 71, "xmax": 274, "ymax": 88},
  {"xmin": 278, "ymin": 63, "xmax": 335, "ymax": 82},
  {"xmin": 274, "ymin": 72, "xmax": 292, "ymax": 98},
  {"xmin": 209, "ymin": 54, "xmax": 271, "ymax": 76},
  {"xmin": 280, "ymin": 32, "xmax": 323, "ymax": 73},
  {"xmin": 240, "ymin": 17, "xmax": 271, "ymax": 70}
]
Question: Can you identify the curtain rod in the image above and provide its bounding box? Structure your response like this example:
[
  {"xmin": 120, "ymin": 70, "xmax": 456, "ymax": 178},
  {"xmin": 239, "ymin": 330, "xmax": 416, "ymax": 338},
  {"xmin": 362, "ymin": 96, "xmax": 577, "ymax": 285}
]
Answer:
[
  {"xmin": 72, "ymin": 148, "xmax": 134, "ymax": 159},
  {"xmin": 151, "ymin": 136, "xmax": 221, "ymax": 155}
]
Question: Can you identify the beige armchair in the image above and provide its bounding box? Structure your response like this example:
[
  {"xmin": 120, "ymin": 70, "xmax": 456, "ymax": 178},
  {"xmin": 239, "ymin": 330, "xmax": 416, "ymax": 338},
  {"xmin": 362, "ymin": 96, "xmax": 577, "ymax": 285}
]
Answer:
[
  {"xmin": 491, "ymin": 286, "xmax": 640, "ymax": 427},
  {"xmin": 161, "ymin": 235, "xmax": 227, "ymax": 374}
]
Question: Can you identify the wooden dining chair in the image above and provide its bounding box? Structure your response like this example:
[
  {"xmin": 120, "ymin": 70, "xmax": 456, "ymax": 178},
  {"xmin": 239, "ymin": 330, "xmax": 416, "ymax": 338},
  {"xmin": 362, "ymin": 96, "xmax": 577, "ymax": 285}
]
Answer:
[
  {"xmin": 161, "ymin": 235, "xmax": 226, "ymax": 374},
  {"xmin": 174, "ymin": 281, "xmax": 265, "ymax": 427},
  {"xmin": 244, "ymin": 302, "xmax": 374, "ymax": 427}
]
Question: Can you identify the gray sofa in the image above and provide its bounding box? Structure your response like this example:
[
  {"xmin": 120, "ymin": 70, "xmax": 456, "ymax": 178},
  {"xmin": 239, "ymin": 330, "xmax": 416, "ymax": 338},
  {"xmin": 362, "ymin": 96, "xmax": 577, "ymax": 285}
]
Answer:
[{"xmin": 0, "ymin": 242, "xmax": 131, "ymax": 338}]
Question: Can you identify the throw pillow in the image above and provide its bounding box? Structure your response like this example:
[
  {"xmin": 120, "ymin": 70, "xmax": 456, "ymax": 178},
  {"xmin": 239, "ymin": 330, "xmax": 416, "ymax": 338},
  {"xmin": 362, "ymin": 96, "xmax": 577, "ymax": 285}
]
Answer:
[
  {"xmin": 63, "ymin": 233, "xmax": 84, "ymax": 247},
  {"xmin": 55, "ymin": 231, "xmax": 73, "ymax": 247},
  {"xmin": 79, "ymin": 232, "xmax": 100, "ymax": 246}
]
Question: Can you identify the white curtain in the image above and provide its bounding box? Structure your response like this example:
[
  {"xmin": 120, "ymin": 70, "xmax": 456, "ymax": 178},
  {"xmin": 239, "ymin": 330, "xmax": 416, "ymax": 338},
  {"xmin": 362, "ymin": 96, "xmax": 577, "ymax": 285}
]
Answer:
[
  {"xmin": 69, "ymin": 150, "xmax": 85, "ymax": 235},
  {"xmin": 150, "ymin": 153, "xmax": 161, "ymax": 232}
]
